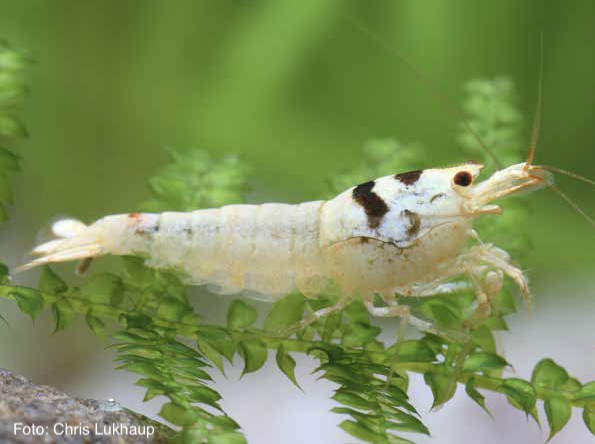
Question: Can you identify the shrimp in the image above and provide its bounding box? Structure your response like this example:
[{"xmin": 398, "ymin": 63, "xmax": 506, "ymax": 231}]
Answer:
[{"xmin": 16, "ymin": 161, "xmax": 555, "ymax": 333}]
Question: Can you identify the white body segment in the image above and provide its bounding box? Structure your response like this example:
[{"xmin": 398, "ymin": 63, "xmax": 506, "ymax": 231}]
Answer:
[
  {"xmin": 81, "ymin": 203, "xmax": 328, "ymax": 300},
  {"xmin": 18, "ymin": 161, "xmax": 553, "ymax": 329}
]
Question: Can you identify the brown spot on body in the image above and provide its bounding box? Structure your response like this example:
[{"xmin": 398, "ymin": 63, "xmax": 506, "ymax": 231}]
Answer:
[
  {"xmin": 403, "ymin": 209, "xmax": 421, "ymax": 237},
  {"xmin": 128, "ymin": 212, "xmax": 141, "ymax": 219},
  {"xmin": 395, "ymin": 169, "xmax": 423, "ymax": 185},
  {"xmin": 352, "ymin": 180, "xmax": 389, "ymax": 228},
  {"xmin": 135, "ymin": 223, "xmax": 159, "ymax": 237}
]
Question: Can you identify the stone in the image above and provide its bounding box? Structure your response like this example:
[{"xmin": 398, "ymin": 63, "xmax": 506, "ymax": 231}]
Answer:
[{"xmin": 0, "ymin": 368, "xmax": 172, "ymax": 443}]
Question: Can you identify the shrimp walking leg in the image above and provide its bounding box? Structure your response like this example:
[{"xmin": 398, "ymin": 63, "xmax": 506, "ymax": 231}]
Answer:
[
  {"xmin": 282, "ymin": 297, "xmax": 351, "ymax": 336},
  {"xmin": 437, "ymin": 241, "xmax": 522, "ymax": 327}
]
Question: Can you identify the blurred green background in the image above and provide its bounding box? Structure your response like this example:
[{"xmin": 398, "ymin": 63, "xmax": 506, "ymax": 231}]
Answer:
[
  {"xmin": 1, "ymin": 0, "xmax": 594, "ymax": 278},
  {"xmin": 1, "ymin": 0, "xmax": 594, "ymax": 277},
  {"xmin": 0, "ymin": 1, "xmax": 594, "ymax": 443}
]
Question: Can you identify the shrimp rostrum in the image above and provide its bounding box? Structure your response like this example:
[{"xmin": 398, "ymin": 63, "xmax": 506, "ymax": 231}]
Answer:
[{"xmin": 18, "ymin": 161, "xmax": 554, "ymax": 334}]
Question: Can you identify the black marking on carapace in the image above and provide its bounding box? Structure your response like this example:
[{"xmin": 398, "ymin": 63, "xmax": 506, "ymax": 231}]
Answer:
[
  {"xmin": 395, "ymin": 169, "xmax": 423, "ymax": 185},
  {"xmin": 403, "ymin": 209, "xmax": 421, "ymax": 237},
  {"xmin": 183, "ymin": 227, "xmax": 193, "ymax": 236},
  {"xmin": 430, "ymin": 193, "xmax": 446, "ymax": 203},
  {"xmin": 352, "ymin": 180, "xmax": 389, "ymax": 229},
  {"xmin": 359, "ymin": 237, "xmax": 370, "ymax": 244}
]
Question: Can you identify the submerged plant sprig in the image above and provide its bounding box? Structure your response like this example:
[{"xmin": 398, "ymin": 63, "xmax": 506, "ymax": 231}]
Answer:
[{"xmin": 3, "ymin": 76, "xmax": 595, "ymax": 443}]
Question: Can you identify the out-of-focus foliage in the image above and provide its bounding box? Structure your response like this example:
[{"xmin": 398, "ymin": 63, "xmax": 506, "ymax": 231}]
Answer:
[
  {"xmin": 457, "ymin": 77, "xmax": 524, "ymax": 171},
  {"xmin": 140, "ymin": 147, "xmax": 249, "ymax": 213},
  {"xmin": 2, "ymin": 77, "xmax": 595, "ymax": 443},
  {"xmin": 0, "ymin": 42, "xmax": 29, "ymax": 221},
  {"xmin": 458, "ymin": 78, "xmax": 531, "ymax": 258}
]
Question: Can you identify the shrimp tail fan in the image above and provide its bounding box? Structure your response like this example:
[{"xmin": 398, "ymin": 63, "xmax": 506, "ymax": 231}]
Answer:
[{"xmin": 15, "ymin": 218, "xmax": 104, "ymax": 273}]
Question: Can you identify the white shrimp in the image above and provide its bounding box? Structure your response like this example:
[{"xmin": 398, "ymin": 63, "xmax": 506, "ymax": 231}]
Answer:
[{"xmin": 16, "ymin": 161, "xmax": 554, "ymax": 332}]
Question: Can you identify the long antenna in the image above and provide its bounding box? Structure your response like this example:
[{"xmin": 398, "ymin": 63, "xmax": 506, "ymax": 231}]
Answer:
[
  {"xmin": 347, "ymin": 16, "xmax": 503, "ymax": 169},
  {"xmin": 524, "ymin": 33, "xmax": 544, "ymax": 172},
  {"xmin": 539, "ymin": 165, "xmax": 595, "ymax": 186},
  {"xmin": 530, "ymin": 170, "xmax": 595, "ymax": 229},
  {"xmin": 545, "ymin": 183, "xmax": 595, "ymax": 229}
]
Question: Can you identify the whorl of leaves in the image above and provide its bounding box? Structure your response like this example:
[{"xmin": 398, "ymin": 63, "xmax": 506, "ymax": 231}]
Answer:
[{"xmin": 2, "ymin": 76, "xmax": 595, "ymax": 444}]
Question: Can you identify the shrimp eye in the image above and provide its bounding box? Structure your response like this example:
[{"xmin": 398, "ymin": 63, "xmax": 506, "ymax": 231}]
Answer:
[{"xmin": 454, "ymin": 171, "xmax": 473, "ymax": 187}]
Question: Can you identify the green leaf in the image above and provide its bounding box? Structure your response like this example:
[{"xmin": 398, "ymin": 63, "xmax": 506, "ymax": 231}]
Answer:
[
  {"xmin": 420, "ymin": 299, "xmax": 461, "ymax": 329},
  {"xmin": 159, "ymin": 402, "xmax": 198, "ymax": 427},
  {"xmin": 306, "ymin": 343, "xmax": 344, "ymax": 362},
  {"xmin": 275, "ymin": 344, "xmax": 300, "ymax": 389},
  {"xmin": 531, "ymin": 359, "xmax": 569, "ymax": 389},
  {"xmin": 198, "ymin": 339, "xmax": 225, "ymax": 375},
  {"xmin": 264, "ymin": 293, "xmax": 305, "ymax": 333},
  {"xmin": 227, "ymin": 299, "xmax": 257, "ymax": 330},
  {"xmin": 206, "ymin": 431, "xmax": 248, "ymax": 444},
  {"xmin": 424, "ymin": 370, "xmax": 456, "ymax": 409},
  {"xmin": 81, "ymin": 272, "xmax": 124, "ymax": 305},
  {"xmin": 465, "ymin": 377, "xmax": 492, "ymax": 417},
  {"xmin": 52, "ymin": 299, "xmax": 75, "ymax": 332},
  {"xmin": 544, "ymin": 395, "xmax": 571, "ymax": 442},
  {"xmin": 389, "ymin": 340, "xmax": 437, "ymax": 363},
  {"xmin": 196, "ymin": 325, "xmax": 236, "ymax": 363},
  {"xmin": 208, "ymin": 415, "xmax": 241, "ymax": 430},
  {"xmin": 187, "ymin": 384, "xmax": 221, "ymax": 403},
  {"xmin": 560, "ymin": 377, "xmax": 581, "ymax": 392},
  {"xmin": 342, "ymin": 300, "xmax": 369, "ymax": 324},
  {"xmin": 39, "ymin": 266, "xmax": 68, "ymax": 294},
  {"xmin": 481, "ymin": 315, "xmax": 508, "ymax": 331},
  {"xmin": 332, "ymin": 407, "xmax": 379, "ymax": 431},
  {"xmin": 470, "ymin": 326, "xmax": 496, "ymax": 352},
  {"xmin": 463, "ymin": 352, "xmax": 509, "ymax": 372},
  {"xmin": 123, "ymin": 361, "xmax": 163, "ymax": 379},
  {"xmin": 316, "ymin": 363, "xmax": 368, "ymax": 385},
  {"xmin": 85, "ymin": 310, "xmax": 105, "ymax": 334},
  {"xmin": 156, "ymin": 297, "xmax": 192, "ymax": 321},
  {"xmin": 238, "ymin": 338, "xmax": 267, "ymax": 375},
  {"xmin": 339, "ymin": 420, "xmax": 386, "ymax": 444},
  {"xmin": 498, "ymin": 378, "xmax": 537, "ymax": 415},
  {"xmin": 342, "ymin": 321, "xmax": 382, "ymax": 347},
  {"xmin": 120, "ymin": 313, "xmax": 152, "ymax": 329},
  {"xmin": 321, "ymin": 311, "xmax": 342, "ymax": 342},
  {"xmin": 574, "ymin": 382, "xmax": 595, "ymax": 401},
  {"xmin": 10, "ymin": 287, "xmax": 44, "ymax": 320},
  {"xmin": 332, "ymin": 390, "xmax": 376, "ymax": 411},
  {"xmin": 583, "ymin": 404, "xmax": 595, "ymax": 436},
  {"xmin": 122, "ymin": 256, "xmax": 154, "ymax": 285}
]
